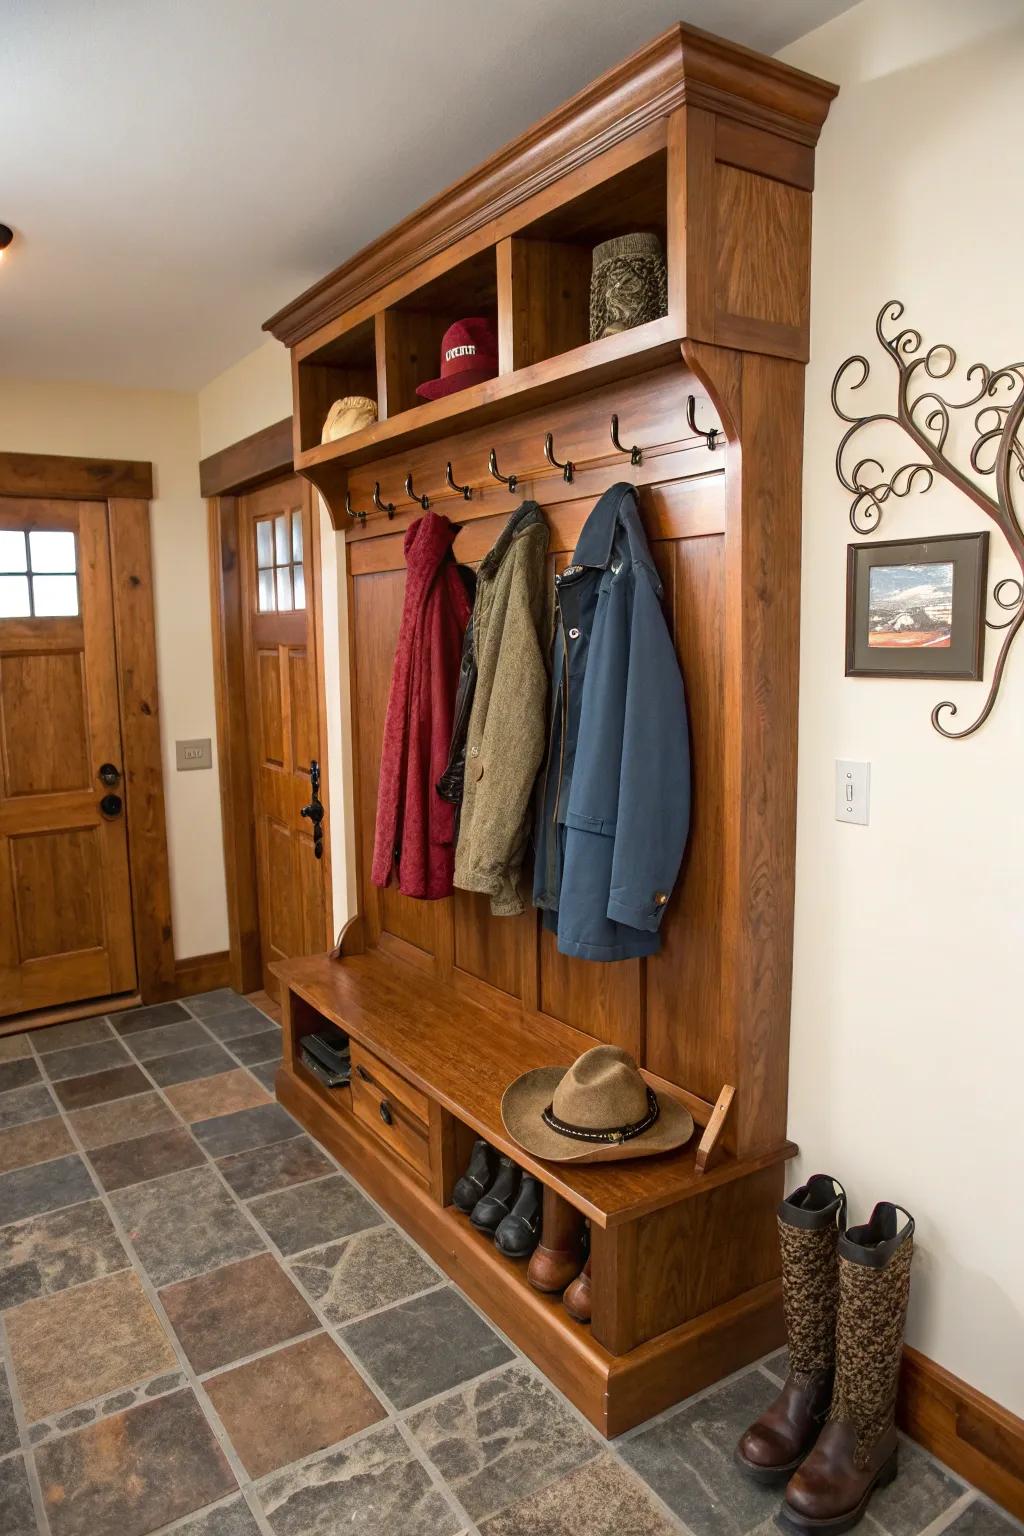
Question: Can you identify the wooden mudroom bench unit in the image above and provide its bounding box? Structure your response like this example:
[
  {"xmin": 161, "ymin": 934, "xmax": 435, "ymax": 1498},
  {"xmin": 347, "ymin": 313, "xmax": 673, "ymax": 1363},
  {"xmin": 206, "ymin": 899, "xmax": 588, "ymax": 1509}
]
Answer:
[{"xmin": 266, "ymin": 23, "xmax": 837, "ymax": 1437}]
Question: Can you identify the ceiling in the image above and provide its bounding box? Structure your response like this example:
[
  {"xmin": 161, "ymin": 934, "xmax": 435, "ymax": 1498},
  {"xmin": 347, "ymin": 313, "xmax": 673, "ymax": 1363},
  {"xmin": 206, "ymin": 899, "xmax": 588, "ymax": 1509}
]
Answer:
[{"xmin": 1, "ymin": 0, "xmax": 858, "ymax": 392}]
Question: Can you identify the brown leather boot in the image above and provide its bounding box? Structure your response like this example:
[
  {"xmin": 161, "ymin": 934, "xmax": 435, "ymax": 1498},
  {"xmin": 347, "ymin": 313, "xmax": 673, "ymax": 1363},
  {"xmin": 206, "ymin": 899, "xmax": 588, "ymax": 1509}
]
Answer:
[
  {"xmin": 527, "ymin": 1188, "xmax": 584, "ymax": 1293},
  {"xmin": 563, "ymin": 1256, "xmax": 592, "ymax": 1321},
  {"xmin": 782, "ymin": 1202, "xmax": 914, "ymax": 1532},
  {"xmin": 736, "ymin": 1174, "xmax": 846, "ymax": 1484}
]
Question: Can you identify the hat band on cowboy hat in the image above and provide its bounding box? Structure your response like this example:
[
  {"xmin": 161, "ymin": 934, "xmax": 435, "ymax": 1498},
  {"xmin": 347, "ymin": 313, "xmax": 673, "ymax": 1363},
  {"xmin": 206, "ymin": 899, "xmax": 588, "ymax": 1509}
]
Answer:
[{"xmin": 541, "ymin": 1085, "xmax": 659, "ymax": 1146}]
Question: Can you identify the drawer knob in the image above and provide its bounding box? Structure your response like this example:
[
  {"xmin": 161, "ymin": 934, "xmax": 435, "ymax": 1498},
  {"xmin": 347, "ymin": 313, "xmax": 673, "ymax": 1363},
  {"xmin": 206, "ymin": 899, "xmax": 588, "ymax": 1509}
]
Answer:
[
  {"xmin": 356, "ymin": 1064, "xmax": 371, "ymax": 1083},
  {"xmin": 379, "ymin": 1098, "xmax": 394, "ymax": 1126}
]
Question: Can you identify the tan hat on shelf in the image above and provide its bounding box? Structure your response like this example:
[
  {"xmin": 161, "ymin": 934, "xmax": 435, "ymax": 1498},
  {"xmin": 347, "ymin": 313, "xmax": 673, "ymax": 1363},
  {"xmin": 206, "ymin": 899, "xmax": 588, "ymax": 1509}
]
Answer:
[
  {"xmin": 501, "ymin": 1044, "xmax": 694, "ymax": 1165},
  {"xmin": 322, "ymin": 396, "xmax": 377, "ymax": 443}
]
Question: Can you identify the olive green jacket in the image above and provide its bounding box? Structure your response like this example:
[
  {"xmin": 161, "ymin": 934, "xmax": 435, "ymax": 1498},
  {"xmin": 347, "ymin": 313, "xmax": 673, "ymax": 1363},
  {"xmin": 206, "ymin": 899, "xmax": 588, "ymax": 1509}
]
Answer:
[{"xmin": 454, "ymin": 503, "xmax": 550, "ymax": 915}]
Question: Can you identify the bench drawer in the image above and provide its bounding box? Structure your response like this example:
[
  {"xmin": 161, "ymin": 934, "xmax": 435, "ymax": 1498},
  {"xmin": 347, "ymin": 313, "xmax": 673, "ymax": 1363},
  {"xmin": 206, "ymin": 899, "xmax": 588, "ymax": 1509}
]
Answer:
[{"xmin": 350, "ymin": 1042, "xmax": 430, "ymax": 1179}]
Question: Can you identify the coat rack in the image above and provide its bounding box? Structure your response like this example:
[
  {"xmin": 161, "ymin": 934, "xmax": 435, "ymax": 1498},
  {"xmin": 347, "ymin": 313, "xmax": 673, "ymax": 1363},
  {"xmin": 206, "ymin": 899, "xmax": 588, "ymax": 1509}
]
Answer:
[
  {"xmin": 833, "ymin": 300, "xmax": 1024, "ymax": 738},
  {"xmin": 343, "ymin": 395, "xmax": 720, "ymax": 525}
]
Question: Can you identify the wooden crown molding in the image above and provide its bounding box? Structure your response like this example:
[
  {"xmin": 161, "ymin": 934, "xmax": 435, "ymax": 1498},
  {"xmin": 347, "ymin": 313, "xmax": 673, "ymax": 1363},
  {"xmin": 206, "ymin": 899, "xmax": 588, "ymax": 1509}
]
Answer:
[
  {"xmin": 262, "ymin": 22, "xmax": 837, "ymax": 349},
  {"xmin": 0, "ymin": 451, "xmax": 153, "ymax": 502},
  {"xmin": 199, "ymin": 417, "xmax": 293, "ymax": 498}
]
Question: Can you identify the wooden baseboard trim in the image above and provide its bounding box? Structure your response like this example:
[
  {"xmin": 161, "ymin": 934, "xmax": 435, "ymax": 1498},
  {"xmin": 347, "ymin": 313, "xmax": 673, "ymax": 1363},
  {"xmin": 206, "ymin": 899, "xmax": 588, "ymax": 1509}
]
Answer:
[
  {"xmin": 898, "ymin": 1345, "xmax": 1024, "ymax": 1520},
  {"xmin": 172, "ymin": 950, "xmax": 231, "ymax": 998},
  {"xmin": 1, "ymin": 993, "xmax": 141, "ymax": 1036}
]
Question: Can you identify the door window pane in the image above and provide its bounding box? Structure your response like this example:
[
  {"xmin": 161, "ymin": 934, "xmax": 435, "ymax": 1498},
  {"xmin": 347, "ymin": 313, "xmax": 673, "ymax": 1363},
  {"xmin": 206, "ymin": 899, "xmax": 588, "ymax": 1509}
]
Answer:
[
  {"xmin": 291, "ymin": 510, "xmax": 303, "ymax": 561},
  {"xmin": 0, "ymin": 530, "xmax": 27, "ymax": 571},
  {"xmin": 256, "ymin": 520, "xmax": 274, "ymax": 568},
  {"xmin": 257, "ymin": 569, "xmax": 276, "ymax": 612},
  {"xmin": 274, "ymin": 513, "xmax": 290, "ymax": 564},
  {"xmin": 292, "ymin": 562, "xmax": 306, "ymax": 610},
  {"xmin": 0, "ymin": 575, "xmax": 31, "ymax": 617},
  {"xmin": 32, "ymin": 574, "xmax": 79, "ymax": 616},
  {"xmin": 29, "ymin": 529, "xmax": 76, "ymax": 572},
  {"xmin": 276, "ymin": 565, "xmax": 293, "ymax": 611}
]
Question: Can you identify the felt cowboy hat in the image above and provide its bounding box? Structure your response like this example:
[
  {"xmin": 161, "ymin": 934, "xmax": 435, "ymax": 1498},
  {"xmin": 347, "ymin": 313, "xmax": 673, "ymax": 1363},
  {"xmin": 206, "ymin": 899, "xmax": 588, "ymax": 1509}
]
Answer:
[
  {"xmin": 415, "ymin": 316, "xmax": 499, "ymax": 401},
  {"xmin": 501, "ymin": 1045, "xmax": 694, "ymax": 1165}
]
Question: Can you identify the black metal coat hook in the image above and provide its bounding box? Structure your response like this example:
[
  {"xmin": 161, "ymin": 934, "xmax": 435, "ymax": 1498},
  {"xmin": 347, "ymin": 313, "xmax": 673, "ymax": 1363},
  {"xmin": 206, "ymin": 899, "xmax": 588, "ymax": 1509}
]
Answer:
[
  {"xmin": 543, "ymin": 432, "xmax": 574, "ymax": 482},
  {"xmin": 445, "ymin": 462, "xmax": 472, "ymax": 499},
  {"xmin": 372, "ymin": 483, "xmax": 395, "ymax": 518},
  {"xmin": 344, "ymin": 491, "xmax": 367, "ymax": 525},
  {"xmin": 405, "ymin": 472, "xmax": 429, "ymax": 510},
  {"xmin": 686, "ymin": 395, "xmax": 718, "ymax": 451},
  {"xmin": 488, "ymin": 448, "xmax": 517, "ymax": 494},
  {"xmin": 610, "ymin": 414, "xmax": 642, "ymax": 466}
]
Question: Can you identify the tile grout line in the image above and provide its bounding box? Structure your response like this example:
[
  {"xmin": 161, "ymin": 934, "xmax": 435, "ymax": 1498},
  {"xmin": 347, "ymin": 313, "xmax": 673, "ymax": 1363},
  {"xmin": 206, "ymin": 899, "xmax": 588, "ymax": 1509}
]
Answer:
[
  {"xmin": 0, "ymin": 1310, "xmax": 55, "ymax": 1536},
  {"xmin": 8, "ymin": 1003, "xmax": 1005, "ymax": 1536},
  {"xmin": 103, "ymin": 1007, "xmax": 507, "ymax": 1532},
  {"xmin": 23, "ymin": 1022, "xmax": 278, "ymax": 1536}
]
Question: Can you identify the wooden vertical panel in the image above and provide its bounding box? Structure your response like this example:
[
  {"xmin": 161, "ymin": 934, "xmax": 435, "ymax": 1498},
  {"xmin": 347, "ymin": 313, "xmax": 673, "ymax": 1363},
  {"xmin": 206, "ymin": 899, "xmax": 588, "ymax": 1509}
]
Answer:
[
  {"xmin": 667, "ymin": 105, "xmax": 716, "ymax": 342},
  {"xmin": 496, "ymin": 239, "xmax": 515, "ymax": 376},
  {"xmin": 378, "ymin": 310, "xmax": 453, "ymax": 418},
  {"xmin": 503, "ymin": 238, "xmax": 592, "ymax": 369},
  {"xmin": 646, "ymin": 534, "xmax": 726, "ymax": 1098},
  {"xmin": 209, "ymin": 496, "xmax": 262, "ymax": 994},
  {"xmin": 687, "ymin": 344, "xmax": 802, "ymax": 1157},
  {"xmin": 107, "ymin": 497, "xmax": 176, "ymax": 1002}
]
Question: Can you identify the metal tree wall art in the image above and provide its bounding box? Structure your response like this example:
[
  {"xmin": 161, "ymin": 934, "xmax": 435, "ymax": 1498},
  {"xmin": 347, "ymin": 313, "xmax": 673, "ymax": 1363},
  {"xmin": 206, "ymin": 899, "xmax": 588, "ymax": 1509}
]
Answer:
[{"xmin": 832, "ymin": 300, "xmax": 1024, "ymax": 738}]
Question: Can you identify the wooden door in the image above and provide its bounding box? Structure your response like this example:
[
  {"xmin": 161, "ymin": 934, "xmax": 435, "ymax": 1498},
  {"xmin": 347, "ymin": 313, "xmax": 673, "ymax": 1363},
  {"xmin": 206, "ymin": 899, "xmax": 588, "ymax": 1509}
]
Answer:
[
  {"xmin": 239, "ymin": 476, "xmax": 330, "ymax": 998},
  {"xmin": 0, "ymin": 499, "xmax": 136, "ymax": 1016}
]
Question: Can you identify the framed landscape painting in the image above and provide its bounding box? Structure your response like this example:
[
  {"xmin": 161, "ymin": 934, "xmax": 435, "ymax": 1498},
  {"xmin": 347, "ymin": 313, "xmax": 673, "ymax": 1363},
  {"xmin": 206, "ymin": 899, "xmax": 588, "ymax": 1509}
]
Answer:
[{"xmin": 846, "ymin": 532, "xmax": 989, "ymax": 679}]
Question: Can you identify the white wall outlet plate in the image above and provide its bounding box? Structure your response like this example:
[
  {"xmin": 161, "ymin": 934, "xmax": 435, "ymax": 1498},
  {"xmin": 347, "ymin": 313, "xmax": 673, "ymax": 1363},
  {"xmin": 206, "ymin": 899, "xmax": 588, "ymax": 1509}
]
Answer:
[{"xmin": 835, "ymin": 760, "xmax": 870, "ymax": 825}]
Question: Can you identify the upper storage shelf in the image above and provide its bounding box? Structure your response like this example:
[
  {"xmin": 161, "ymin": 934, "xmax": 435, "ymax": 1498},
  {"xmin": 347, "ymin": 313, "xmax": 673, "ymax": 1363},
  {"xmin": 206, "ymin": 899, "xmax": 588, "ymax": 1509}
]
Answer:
[{"xmin": 266, "ymin": 22, "xmax": 837, "ymax": 516}]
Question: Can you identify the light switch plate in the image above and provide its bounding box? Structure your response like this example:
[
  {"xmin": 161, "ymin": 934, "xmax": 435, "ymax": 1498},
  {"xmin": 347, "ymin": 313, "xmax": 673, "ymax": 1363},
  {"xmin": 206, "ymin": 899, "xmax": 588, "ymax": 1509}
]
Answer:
[
  {"xmin": 835, "ymin": 760, "xmax": 870, "ymax": 825},
  {"xmin": 176, "ymin": 737, "xmax": 212, "ymax": 772}
]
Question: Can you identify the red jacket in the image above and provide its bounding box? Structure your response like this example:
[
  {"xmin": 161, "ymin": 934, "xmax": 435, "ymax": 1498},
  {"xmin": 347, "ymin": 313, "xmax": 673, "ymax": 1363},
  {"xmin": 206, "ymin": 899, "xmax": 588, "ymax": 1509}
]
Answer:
[{"xmin": 371, "ymin": 512, "xmax": 472, "ymax": 899}]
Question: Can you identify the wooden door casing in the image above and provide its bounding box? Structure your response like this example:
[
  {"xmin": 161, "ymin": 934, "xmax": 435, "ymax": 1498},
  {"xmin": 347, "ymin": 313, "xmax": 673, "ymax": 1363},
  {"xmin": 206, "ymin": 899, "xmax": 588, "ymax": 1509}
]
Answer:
[
  {"xmin": 0, "ymin": 499, "xmax": 137, "ymax": 1015},
  {"xmin": 239, "ymin": 476, "xmax": 329, "ymax": 998}
]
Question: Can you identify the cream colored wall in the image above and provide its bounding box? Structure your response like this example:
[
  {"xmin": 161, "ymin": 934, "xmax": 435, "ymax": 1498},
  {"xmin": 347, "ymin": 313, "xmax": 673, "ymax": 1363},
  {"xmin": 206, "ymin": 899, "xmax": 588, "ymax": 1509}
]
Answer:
[
  {"xmin": 0, "ymin": 378, "xmax": 228, "ymax": 960},
  {"xmin": 196, "ymin": 339, "xmax": 354, "ymax": 935},
  {"xmin": 780, "ymin": 0, "xmax": 1024, "ymax": 1414},
  {"xmin": 196, "ymin": 339, "xmax": 293, "ymax": 460}
]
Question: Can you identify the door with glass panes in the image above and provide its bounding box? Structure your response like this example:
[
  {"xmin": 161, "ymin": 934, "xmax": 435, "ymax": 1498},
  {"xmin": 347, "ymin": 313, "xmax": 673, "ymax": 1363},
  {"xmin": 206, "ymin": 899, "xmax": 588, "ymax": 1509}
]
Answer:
[
  {"xmin": 0, "ymin": 499, "xmax": 136, "ymax": 1015},
  {"xmin": 238, "ymin": 475, "xmax": 330, "ymax": 999}
]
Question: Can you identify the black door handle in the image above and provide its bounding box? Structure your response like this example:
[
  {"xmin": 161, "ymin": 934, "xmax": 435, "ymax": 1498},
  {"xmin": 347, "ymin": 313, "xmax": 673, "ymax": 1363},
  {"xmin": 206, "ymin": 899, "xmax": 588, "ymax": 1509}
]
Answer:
[
  {"xmin": 378, "ymin": 1098, "xmax": 394, "ymax": 1126},
  {"xmin": 300, "ymin": 758, "xmax": 325, "ymax": 860},
  {"xmin": 98, "ymin": 763, "xmax": 121, "ymax": 787},
  {"xmin": 100, "ymin": 793, "xmax": 123, "ymax": 818}
]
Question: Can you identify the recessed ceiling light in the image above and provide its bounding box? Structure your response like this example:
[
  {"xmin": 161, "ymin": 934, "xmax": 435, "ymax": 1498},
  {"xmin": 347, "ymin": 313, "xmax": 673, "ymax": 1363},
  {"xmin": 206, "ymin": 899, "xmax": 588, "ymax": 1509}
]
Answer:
[{"xmin": 0, "ymin": 226, "xmax": 13, "ymax": 263}]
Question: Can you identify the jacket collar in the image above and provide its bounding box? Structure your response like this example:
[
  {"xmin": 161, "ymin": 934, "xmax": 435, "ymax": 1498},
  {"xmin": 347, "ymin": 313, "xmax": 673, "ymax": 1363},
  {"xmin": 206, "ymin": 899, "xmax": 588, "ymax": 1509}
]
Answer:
[
  {"xmin": 572, "ymin": 482, "xmax": 635, "ymax": 570},
  {"xmin": 570, "ymin": 482, "xmax": 663, "ymax": 595},
  {"xmin": 478, "ymin": 501, "xmax": 544, "ymax": 580}
]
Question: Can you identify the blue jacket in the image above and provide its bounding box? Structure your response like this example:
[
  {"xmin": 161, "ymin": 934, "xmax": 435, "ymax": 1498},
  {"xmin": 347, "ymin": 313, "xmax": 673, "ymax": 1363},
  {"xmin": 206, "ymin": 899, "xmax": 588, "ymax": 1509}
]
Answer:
[{"xmin": 533, "ymin": 483, "xmax": 690, "ymax": 961}]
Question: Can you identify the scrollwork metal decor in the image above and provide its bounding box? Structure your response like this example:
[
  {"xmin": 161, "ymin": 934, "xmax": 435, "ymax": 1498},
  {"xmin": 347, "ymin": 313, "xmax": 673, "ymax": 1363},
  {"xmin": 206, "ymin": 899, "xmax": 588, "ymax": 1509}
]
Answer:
[{"xmin": 832, "ymin": 300, "xmax": 1024, "ymax": 737}]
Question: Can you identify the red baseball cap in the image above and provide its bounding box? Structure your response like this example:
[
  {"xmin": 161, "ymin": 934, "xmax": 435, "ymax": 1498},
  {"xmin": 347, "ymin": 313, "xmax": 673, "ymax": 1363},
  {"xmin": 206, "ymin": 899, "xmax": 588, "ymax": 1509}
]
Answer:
[{"xmin": 416, "ymin": 316, "xmax": 499, "ymax": 401}]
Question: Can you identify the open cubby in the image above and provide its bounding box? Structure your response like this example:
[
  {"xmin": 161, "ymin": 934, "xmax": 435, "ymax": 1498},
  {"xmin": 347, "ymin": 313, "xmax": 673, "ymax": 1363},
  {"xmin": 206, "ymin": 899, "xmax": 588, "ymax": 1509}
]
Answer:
[
  {"xmin": 295, "ymin": 314, "xmax": 377, "ymax": 452},
  {"xmin": 378, "ymin": 246, "xmax": 498, "ymax": 418},
  {"xmin": 503, "ymin": 149, "xmax": 669, "ymax": 369}
]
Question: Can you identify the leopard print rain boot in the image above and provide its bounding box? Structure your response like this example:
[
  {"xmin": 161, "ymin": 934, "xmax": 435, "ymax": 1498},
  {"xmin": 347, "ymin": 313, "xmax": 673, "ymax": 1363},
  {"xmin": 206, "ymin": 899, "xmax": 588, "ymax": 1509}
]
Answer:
[
  {"xmin": 782, "ymin": 1202, "xmax": 915, "ymax": 1532},
  {"xmin": 736, "ymin": 1174, "xmax": 846, "ymax": 1484}
]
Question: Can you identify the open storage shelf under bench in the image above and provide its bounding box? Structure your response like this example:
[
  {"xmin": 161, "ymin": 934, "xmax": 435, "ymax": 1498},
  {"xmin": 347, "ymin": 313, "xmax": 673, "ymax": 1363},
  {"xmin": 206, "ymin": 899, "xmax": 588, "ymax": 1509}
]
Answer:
[{"xmin": 274, "ymin": 950, "xmax": 795, "ymax": 1435}]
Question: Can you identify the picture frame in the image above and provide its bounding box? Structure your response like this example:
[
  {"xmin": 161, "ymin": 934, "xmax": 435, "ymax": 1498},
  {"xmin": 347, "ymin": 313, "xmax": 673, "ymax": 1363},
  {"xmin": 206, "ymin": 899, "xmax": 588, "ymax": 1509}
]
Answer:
[{"xmin": 846, "ymin": 532, "xmax": 989, "ymax": 680}]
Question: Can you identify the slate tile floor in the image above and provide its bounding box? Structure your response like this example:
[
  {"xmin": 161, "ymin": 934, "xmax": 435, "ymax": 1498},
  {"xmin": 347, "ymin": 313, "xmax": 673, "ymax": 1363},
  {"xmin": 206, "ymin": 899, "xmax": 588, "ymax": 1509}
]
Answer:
[{"xmin": 0, "ymin": 990, "xmax": 1019, "ymax": 1536}]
